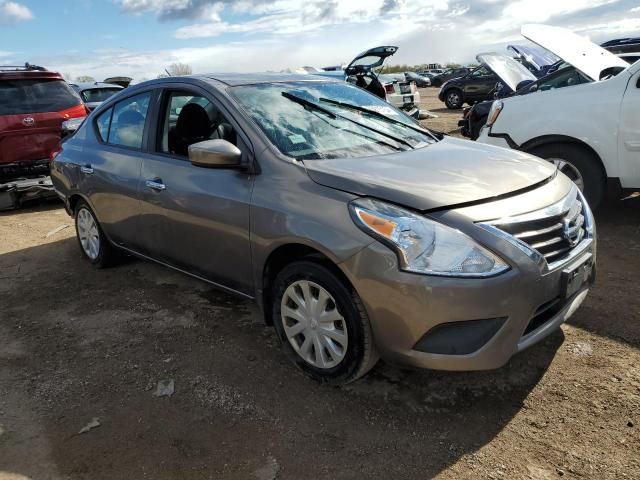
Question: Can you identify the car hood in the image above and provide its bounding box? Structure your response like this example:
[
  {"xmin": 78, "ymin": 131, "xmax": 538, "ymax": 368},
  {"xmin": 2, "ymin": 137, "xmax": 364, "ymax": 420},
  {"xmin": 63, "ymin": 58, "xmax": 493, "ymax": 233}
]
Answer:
[
  {"xmin": 521, "ymin": 24, "xmax": 628, "ymax": 81},
  {"xmin": 507, "ymin": 44, "xmax": 559, "ymax": 71},
  {"xmin": 303, "ymin": 136, "xmax": 556, "ymax": 211},
  {"xmin": 477, "ymin": 52, "xmax": 537, "ymax": 91}
]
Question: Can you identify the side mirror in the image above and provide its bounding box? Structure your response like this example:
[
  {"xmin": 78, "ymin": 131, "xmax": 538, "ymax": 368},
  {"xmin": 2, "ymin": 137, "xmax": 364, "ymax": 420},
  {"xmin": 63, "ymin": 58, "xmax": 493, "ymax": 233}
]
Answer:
[{"xmin": 188, "ymin": 139, "xmax": 243, "ymax": 168}]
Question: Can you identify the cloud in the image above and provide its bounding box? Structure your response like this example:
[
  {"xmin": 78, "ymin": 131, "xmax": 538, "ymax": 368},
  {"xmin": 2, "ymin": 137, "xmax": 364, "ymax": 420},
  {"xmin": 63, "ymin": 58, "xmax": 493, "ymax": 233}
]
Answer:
[
  {"xmin": 0, "ymin": 1, "xmax": 33, "ymax": 24},
  {"xmin": 42, "ymin": 0, "xmax": 640, "ymax": 80}
]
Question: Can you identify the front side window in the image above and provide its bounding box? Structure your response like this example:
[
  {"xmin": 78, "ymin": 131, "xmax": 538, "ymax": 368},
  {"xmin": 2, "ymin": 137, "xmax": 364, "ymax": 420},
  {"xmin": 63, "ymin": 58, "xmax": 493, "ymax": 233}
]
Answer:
[
  {"xmin": 108, "ymin": 92, "xmax": 151, "ymax": 149},
  {"xmin": 231, "ymin": 81, "xmax": 435, "ymax": 160},
  {"xmin": 158, "ymin": 91, "xmax": 237, "ymax": 157},
  {"xmin": 536, "ymin": 67, "xmax": 589, "ymax": 91}
]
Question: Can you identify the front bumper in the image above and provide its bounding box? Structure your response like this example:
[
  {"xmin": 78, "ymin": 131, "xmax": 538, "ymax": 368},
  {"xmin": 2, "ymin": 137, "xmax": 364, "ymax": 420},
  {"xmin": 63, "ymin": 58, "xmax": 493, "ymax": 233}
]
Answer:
[{"xmin": 340, "ymin": 189, "xmax": 596, "ymax": 371}]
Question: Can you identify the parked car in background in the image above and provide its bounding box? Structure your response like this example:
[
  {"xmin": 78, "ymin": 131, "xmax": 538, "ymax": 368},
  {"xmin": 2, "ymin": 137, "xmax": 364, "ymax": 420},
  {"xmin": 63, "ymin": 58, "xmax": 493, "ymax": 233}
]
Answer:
[
  {"xmin": 438, "ymin": 55, "xmax": 537, "ymax": 109},
  {"xmin": 52, "ymin": 73, "xmax": 595, "ymax": 384},
  {"xmin": 601, "ymin": 37, "xmax": 640, "ymax": 64},
  {"xmin": 478, "ymin": 24, "xmax": 634, "ymax": 207},
  {"xmin": 430, "ymin": 67, "xmax": 471, "ymax": 87},
  {"xmin": 376, "ymin": 74, "xmax": 421, "ymax": 117},
  {"xmin": 418, "ymin": 69, "xmax": 444, "ymax": 77},
  {"xmin": 69, "ymin": 82, "xmax": 124, "ymax": 111},
  {"xmin": 0, "ymin": 63, "xmax": 87, "ymax": 209},
  {"xmin": 404, "ymin": 71, "xmax": 430, "ymax": 87},
  {"xmin": 315, "ymin": 46, "xmax": 421, "ymax": 118}
]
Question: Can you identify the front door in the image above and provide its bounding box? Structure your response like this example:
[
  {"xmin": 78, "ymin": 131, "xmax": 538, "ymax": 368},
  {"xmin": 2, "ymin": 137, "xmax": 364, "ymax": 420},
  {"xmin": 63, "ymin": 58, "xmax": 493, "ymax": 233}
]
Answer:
[
  {"xmin": 464, "ymin": 67, "xmax": 499, "ymax": 102},
  {"xmin": 138, "ymin": 86, "xmax": 254, "ymax": 296},
  {"xmin": 619, "ymin": 65, "xmax": 640, "ymax": 188}
]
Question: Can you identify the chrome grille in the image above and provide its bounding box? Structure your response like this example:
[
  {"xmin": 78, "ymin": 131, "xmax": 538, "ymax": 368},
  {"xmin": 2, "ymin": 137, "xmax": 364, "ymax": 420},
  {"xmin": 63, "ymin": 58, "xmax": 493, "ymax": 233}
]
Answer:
[{"xmin": 487, "ymin": 189, "xmax": 587, "ymax": 265}]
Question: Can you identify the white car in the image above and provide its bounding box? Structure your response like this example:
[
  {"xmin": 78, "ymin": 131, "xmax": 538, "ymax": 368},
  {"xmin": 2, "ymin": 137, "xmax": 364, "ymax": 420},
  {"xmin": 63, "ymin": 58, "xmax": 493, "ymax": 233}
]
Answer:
[
  {"xmin": 377, "ymin": 73, "xmax": 421, "ymax": 114},
  {"xmin": 478, "ymin": 25, "xmax": 638, "ymax": 207}
]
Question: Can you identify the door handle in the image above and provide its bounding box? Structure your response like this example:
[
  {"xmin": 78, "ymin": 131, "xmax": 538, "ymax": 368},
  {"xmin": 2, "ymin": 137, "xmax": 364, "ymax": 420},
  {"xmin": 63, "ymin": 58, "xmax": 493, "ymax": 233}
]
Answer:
[
  {"xmin": 80, "ymin": 164, "xmax": 93, "ymax": 174},
  {"xmin": 146, "ymin": 179, "xmax": 166, "ymax": 191},
  {"xmin": 625, "ymin": 141, "xmax": 640, "ymax": 152}
]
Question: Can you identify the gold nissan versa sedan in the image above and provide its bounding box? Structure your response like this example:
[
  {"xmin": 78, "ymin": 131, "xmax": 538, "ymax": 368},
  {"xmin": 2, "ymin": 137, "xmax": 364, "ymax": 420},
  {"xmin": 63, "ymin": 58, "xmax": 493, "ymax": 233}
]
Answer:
[{"xmin": 51, "ymin": 74, "xmax": 596, "ymax": 384}]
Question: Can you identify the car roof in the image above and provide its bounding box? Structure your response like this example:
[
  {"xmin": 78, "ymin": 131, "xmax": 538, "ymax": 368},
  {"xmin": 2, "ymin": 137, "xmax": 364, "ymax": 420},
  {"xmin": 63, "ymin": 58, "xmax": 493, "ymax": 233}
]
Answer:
[
  {"xmin": 0, "ymin": 69, "xmax": 63, "ymax": 80},
  {"xmin": 195, "ymin": 72, "xmax": 341, "ymax": 86}
]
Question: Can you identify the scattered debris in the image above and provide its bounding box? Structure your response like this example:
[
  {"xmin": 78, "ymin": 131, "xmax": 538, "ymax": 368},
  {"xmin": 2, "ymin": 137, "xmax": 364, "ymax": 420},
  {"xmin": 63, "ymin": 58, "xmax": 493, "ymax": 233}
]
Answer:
[
  {"xmin": 78, "ymin": 418, "xmax": 101, "ymax": 434},
  {"xmin": 566, "ymin": 341, "xmax": 593, "ymax": 356},
  {"xmin": 628, "ymin": 420, "xmax": 634, "ymax": 428},
  {"xmin": 45, "ymin": 224, "xmax": 70, "ymax": 238},
  {"xmin": 153, "ymin": 379, "xmax": 175, "ymax": 397},
  {"xmin": 253, "ymin": 455, "xmax": 279, "ymax": 480}
]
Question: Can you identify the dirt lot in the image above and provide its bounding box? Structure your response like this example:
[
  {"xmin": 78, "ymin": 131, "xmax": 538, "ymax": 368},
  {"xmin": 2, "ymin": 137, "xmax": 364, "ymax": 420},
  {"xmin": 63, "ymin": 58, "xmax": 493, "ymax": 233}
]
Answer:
[{"xmin": 1, "ymin": 90, "xmax": 639, "ymax": 480}]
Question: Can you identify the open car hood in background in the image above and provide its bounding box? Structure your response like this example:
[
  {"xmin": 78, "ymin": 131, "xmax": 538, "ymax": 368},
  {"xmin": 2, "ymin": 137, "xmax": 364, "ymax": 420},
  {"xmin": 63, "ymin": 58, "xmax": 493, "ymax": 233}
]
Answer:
[
  {"xmin": 521, "ymin": 24, "xmax": 628, "ymax": 81},
  {"xmin": 477, "ymin": 52, "xmax": 537, "ymax": 91},
  {"xmin": 507, "ymin": 44, "xmax": 559, "ymax": 71},
  {"xmin": 345, "ymin": 46, "xmax": 398, "ymax": 75}
]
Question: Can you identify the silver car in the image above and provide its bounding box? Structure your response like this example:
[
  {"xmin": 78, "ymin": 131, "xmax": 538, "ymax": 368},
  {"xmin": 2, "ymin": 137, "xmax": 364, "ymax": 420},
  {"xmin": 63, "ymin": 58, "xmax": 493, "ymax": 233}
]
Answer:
[{"xmin": 51, "ymin": 74, "xmax": 596, "ymax": 384}]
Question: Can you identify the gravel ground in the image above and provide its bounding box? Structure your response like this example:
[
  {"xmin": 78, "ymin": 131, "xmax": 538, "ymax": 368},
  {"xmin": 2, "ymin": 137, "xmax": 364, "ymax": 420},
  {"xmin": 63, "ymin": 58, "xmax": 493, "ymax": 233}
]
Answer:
[{"xmin": 1, "ymin": 91, "xmax": 639, "ymax": 479}]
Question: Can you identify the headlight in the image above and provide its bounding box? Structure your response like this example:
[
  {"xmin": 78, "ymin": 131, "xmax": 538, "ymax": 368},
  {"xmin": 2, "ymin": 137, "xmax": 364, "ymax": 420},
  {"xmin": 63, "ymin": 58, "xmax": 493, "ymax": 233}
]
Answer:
[
  {"xmin": 485, "ymin": 100, "xmax": 503, "ymax": 127},
  {"xmin": 350, "ymin": 198, "xmax": 509, "ymax": 277}
]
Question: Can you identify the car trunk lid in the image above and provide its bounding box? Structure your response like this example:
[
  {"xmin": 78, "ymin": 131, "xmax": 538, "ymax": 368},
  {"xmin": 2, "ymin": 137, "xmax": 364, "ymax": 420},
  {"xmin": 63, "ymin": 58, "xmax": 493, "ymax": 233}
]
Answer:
[
  {"xmin": 345, "ymin": 46, "xmax": 398, "ymax": 75},
  {"xmin": 521, "ymin": 24, "xmax": 629, "ymax": 81}
]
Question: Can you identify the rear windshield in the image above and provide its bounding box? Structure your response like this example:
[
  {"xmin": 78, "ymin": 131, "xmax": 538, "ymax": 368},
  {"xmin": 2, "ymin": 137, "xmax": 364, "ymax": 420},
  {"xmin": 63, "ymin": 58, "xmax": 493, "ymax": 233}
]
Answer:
[
  {"xmin": 80, "ymin": 88, "xmax": 121, "ymax": 103},
  {"xmin": 0, "ymin": 79, "xmax": 82, "ymax": 115}
]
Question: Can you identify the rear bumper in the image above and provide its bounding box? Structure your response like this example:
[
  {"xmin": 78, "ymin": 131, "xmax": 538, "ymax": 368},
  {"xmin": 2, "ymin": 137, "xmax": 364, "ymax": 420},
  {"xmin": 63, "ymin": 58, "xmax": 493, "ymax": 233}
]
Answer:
[{"xmin": 0, "ymin": 174, "xmax": 56, "ymax": 210}]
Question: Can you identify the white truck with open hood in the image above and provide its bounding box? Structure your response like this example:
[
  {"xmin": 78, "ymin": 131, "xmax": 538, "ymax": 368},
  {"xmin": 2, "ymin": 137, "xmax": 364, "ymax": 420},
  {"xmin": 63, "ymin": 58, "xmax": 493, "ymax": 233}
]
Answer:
[{"xmin": 478, "ymin": 24, "xmax": 638, "ymax": 207}]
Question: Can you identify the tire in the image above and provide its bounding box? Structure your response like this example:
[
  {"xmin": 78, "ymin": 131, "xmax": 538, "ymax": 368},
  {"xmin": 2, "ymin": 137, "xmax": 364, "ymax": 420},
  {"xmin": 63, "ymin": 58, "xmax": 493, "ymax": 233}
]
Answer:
[
  {"xmin": 271, "ymin": 260, "xmax": 378, "ymax": 385},
  {"xmin": 444, "ymin": 89, "xmax": 464, "ymax": 109},
  {"xmin": 74, "ymin": 200, "xmax": 117, "ymax": 268},
  {"xmin": 470, "ymin": 116, "xmax": 487, "ymax": 140},
  {"xmin": 527, "ymin": 143, "xmax": 605, "ymax": 208}
]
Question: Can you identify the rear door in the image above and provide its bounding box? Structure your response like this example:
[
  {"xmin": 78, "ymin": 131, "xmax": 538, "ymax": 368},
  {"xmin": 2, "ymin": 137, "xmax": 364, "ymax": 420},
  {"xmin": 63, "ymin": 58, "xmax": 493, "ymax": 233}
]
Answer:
[
  {"xmin": 77, "ymin": 90, "xmax": 154, "ymax": 249},
  {"xmin": 619, "ymin": 64, "xmax": 640, "ymax": 188},
  {"xmin": 0, "ymin": 78, "xmax": 84, "ymax": 164}
]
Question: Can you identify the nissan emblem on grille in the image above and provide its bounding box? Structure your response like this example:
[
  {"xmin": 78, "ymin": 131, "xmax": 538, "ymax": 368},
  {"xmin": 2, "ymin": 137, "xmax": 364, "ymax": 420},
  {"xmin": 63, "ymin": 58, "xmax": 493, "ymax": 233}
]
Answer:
[
  {"xmin": 22, "ymin": 117, "xmax": 35, "ymax": 126},
  {"xmin": 563, "ymin": 218, "xmax": 580, "ymax": 247}
]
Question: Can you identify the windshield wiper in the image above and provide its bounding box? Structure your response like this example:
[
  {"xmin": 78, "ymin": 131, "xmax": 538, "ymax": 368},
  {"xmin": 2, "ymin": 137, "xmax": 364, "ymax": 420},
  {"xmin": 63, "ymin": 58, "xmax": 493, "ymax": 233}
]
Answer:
[
  {"xmin": 318, "ymin": 97, "xmax": 436, "ymax": 139},
  {"xmin": 282, "ymin": 91, "xmax": 414, "ymax": 149}
]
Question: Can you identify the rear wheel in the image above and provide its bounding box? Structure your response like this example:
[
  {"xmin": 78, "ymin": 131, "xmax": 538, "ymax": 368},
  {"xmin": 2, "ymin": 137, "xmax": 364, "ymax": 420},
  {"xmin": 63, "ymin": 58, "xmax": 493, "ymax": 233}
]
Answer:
[
  {"xmin": 74, "ymin": 201, "xmax": 117, "ymax": 268},
  {"xmin": 271, "ymin": 261, "xmax": 378, "ymax": 385},
  {"xmin": 528, "ymin": 143, "xmax": 605, "ymax": 207},
  {"xmin": 444, "ymin": 89, "xmax": 463, "ymax": 109}
]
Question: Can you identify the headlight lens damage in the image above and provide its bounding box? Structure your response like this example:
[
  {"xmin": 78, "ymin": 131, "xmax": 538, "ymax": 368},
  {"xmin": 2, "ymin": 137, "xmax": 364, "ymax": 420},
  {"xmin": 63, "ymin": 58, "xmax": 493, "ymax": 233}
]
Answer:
[{"xmin": 350, "ymin": 198, "xmax": 509, "ymax": 277}]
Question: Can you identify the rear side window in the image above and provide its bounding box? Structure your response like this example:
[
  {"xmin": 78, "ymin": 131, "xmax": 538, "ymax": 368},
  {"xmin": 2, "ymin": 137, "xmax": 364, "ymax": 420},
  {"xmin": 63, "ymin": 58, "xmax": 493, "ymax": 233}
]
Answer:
[
  {"xmin": 95, "ymin": 108, "xmax": 113, "ymax": 141},
  {"xmin": 0, "ymin": 79, "xmax": 81, "ymax": 115},
  {"xmin": 107, "ymin": 92, "xmax": 151, "ymax": 149}
]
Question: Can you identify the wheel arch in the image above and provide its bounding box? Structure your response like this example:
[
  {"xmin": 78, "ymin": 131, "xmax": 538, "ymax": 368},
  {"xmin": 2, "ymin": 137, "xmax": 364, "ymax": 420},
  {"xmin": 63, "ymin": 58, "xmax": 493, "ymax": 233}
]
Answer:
[
  {"xmin": 521, "ymin": 135, "xmax": 608, "ymax": 179},
  {"xmin": 260, "ymin": 243, "xmax": 354, "ymax": 326}
]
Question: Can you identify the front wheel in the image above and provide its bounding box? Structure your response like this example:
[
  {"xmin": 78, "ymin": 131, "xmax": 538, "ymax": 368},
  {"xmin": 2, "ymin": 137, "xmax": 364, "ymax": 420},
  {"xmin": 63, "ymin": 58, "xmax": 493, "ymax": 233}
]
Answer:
[
  {"xmin": 527, "ymin": 144, "xmax": 605, "ymax": 207},
  {"xmin": 444, "ymin": 89, "xmax": 463, "ymax": 109},
  {"xmin": 271, "ymin": 261, "xmax": 378, "ymax": 384}
]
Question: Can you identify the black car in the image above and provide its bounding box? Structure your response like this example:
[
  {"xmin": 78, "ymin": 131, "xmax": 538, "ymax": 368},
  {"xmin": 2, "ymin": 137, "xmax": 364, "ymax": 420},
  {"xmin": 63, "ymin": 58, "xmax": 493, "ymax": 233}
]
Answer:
[
  {"xmin": 437, "ymin": 65, "xmax": 505, "ymax": 109},
  {"xmin": 429, "ymin": 67, "xmax": 471, "ymax": 88}
]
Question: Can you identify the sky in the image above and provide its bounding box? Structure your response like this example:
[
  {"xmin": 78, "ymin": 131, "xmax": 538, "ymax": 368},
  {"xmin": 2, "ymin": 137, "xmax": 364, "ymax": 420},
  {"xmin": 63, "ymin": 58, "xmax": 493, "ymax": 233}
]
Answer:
[{"xmin": 0, "ymin": 0, "xmax": 638, "ymax": 80}]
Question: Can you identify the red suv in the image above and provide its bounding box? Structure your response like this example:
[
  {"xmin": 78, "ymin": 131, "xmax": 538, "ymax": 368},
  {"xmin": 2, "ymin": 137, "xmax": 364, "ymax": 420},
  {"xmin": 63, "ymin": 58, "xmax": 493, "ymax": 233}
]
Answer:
[{"xmin": 0, "ymin": 63, "xmax": 87, "ymax": 208}]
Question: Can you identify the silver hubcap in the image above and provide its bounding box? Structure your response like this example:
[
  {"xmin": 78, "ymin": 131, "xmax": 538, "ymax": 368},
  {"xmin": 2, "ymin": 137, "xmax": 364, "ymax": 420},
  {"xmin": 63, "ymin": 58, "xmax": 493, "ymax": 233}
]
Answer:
[
  {"xmin": 280, "ymin": 280, "xmax": 348, "ymax": 369},
  {"xmin": 77, "ymin": 208, "xmax": 100, "ymax": 260},
  {"xmin": 448, "ymin": 92, "xmax": 460, "ymax": 105},
  {"xmin": 550, "ymin": 158, "xmax": 585, "ymax": 191}
]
